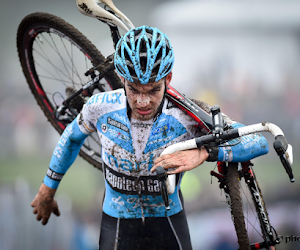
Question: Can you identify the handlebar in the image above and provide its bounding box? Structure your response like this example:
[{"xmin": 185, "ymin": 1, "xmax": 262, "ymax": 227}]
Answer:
[{"xmin": 156, "ymin": 105, "xmax": 294, "ymax": 209}]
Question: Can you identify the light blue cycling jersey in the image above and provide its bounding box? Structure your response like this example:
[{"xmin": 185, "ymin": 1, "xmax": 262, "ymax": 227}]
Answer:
[{"xmin": 43, "ymin": 88, "xmax": 269, "ymax": 219}]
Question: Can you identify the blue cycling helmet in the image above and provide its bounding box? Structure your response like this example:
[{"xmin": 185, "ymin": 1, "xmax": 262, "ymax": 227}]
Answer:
[{"xmin": 114, "ymin": 25, "xmax": 174, "ymax": 84}]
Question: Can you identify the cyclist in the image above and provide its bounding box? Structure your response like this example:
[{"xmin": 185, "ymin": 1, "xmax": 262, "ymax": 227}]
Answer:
[{"xmin": 31, "ymin": 26, "xmax": 269, "ymax": 250}]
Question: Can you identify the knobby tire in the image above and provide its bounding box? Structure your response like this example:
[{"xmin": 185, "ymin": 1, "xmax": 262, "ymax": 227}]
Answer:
[
  {"xmin": 227, "ymin": 162, "xmax": 251, "ymax": 250},
  {"xmin": 227, "ymin": 163, "xmax": 276, "ymax": 250},
  {"xmin": 17, "ymin": 12, "xmax": 123, "ymax": 170}
]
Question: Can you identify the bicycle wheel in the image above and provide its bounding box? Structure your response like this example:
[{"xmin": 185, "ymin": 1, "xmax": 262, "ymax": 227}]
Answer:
[
  {"xmin": 17, "ymin": 12, "xmax": 123, "ymax": 170},
  {"xmin": 226, "ymin": 162, "xmax": 276, "ymax": 250}
]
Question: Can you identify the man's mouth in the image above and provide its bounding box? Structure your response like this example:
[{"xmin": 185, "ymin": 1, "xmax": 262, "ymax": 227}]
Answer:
[{"xmin": 137, "ymin": 109, "xmax": 152, "ymax": 115}]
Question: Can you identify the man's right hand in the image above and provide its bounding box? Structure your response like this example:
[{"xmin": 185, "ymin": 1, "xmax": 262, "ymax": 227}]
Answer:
[{"xmin": 31, "ymin": 183, "xmax": 60, "ymax": 225}]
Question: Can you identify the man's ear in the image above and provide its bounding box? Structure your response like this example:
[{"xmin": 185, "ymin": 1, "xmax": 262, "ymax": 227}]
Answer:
[
  {"xmin": 120, "ymin": 76, "xmax": 125, "ymax": 84},
  {"xmin": 165, "ymin": 71, "xmax": 172, "ymax": 87},
  {"xmin": 121, "ymin": 76, "xmax": 127, "ymax": 96}
]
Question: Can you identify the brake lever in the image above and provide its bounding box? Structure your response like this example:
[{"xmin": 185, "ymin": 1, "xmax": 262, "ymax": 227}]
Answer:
[
  {"xmin": 273, "ymin": 136, "xmax": 294, "ymax": 182},
  {"xmin": 155, "ymin": 166, "xmax": 170, "ymax": 210}
]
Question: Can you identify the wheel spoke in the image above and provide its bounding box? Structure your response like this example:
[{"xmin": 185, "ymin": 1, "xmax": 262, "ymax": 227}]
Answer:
[
  {"xmin": 17, "ymin": 13, "xmax": 121, "ymax": 171},
  {"xmin": 38, "ymin": 33, "xmax": 86, "ymax": 85},
  {"xmin": 34, "ymin": 37, "xmax": 70, "ymax": 82},
  {"xmin": 59, "ymin": 37, "xmax": 85, "ymax": 86}
]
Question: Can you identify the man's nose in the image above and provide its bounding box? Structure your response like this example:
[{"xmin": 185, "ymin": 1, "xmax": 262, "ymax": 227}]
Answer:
[{"xmin": 137, "ymin": 94, "xmax": 150, "ymax": 107}]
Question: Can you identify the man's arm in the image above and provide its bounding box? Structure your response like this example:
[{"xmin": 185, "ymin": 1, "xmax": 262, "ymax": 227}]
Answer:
[
  {"xmin": 216, "ymin": 122, "xmax": 269, "ymax": 162},
  {"xmin": 43, "ymin": 118, "xmax": 88, "ymax": 189},
  {"xmin": 31, "ymin": 117, "xmax": 89, "ymax": 225},
  {"xmin": 151, "ymin": 123, "xmax": 269, "ymax": 174}
]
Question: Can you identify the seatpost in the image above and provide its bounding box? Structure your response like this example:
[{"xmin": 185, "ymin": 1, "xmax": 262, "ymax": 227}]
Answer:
[
  {"xmin": 104, "ymin": 10, "xmax": 121, "ymax": 50},
  {"xmin": 108, "ymin": 25, "xmax": 121, "ymax": 49}
]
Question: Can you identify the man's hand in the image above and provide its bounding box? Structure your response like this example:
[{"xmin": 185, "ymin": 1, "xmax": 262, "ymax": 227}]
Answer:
[
  {"xmin": 31, "ymin": 183, "xmax": 60, "ymax": 225},
  {"xmin": 150, "ymin": 147, "xmax": 209, "ymax": 174}
]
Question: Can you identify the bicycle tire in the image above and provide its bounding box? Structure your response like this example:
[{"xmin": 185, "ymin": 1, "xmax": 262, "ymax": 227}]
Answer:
[
  {"xmin": 226, "ymin": 163, "xmax": 276, "ymax": 250},
  {"xmin": 17, "ymin": 12, "xmax": 123, "ymax": 171},
  {"xmin": 227, "ymin": 162, "xmax": 251, "ymax": 250}
]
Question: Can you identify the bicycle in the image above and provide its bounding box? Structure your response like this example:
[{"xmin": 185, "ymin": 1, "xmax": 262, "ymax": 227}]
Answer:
[
  {"xmin": 156, "ymin": 105, "xmax": 294, "ymax": 250},
  {"xmin": 16, "ymin": 0, "xmax": 294, "ymax": 249}
]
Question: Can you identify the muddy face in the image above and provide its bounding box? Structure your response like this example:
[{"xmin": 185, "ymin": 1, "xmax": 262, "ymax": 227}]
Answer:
[
  {"xmin": 121, "ymin": 72, "xmax": 172, "ymax": 121},
  {"xmin": 125, "ymin": 80, "xmax": 165, "ymax": 121}
]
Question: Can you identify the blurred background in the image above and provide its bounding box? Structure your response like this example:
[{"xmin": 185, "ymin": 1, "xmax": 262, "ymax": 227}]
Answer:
[{"xmin": 1, "ymin": 0, "xmax": 300, "ymax": 249}]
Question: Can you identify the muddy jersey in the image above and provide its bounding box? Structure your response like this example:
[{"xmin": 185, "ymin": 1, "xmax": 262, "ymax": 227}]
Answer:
[
  {"xmin": 77, "ymin": 88, "xmax": 203, "ymax": 218},
  {"xmin": 43, "ymin": 88, "xmax": 269, "ymax": 219}
]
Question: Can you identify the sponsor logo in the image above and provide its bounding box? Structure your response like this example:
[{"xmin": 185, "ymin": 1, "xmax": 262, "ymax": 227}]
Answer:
[
  {"xmin": 152, "ymin": 124, "xmax": 169, "ymax": 135},
  {"xmin": 104, "ymin": 152, "xmax": 154, "ymax": 172},
  {"xmin": 85, "ymin": 94, "xmax": 100, "ymax": 106},
  {"xmin": 131, "ymin": 122, "xmax": 152, "ymax": 128},
  {"xmin": 147, "ymin": 135, "xmax": 174, "ymax": 145},
  {"xmin": 53, "ymin": 126, "xmax": 73, "ymax": 158},
  {"xmin": 104, "ymin": 164, "xmax": 161, "ymax": 195},
  {"xmin": 252, "ymin": 186, "xmax": 271, "ymax": 234},
  {"xmin": 108, "ymin": 129, "xmax": 129, "ymax": 141},
  {"xmin": 101, "ymin": 123, "xmax": 108, "ymax": 133},
  {"xmin": 108, "ymin": 117, "xmax": 129, "ymax": 133},
  {"xmin": 101, "ymin": 92, "xmax": 122, "ymax": 104},
  {"xmin": 46, "ymin": 168, "xmax": 64, "ymax": 181},
  {"xmin": 113, "ymin": 113, "xmax": 128, "ymax": 125},
  {"xmin": 78, "ymin": 3, "xmax": 93, "ymax": 15}
]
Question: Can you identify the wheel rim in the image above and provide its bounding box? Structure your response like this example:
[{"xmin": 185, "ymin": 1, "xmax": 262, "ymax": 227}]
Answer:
[{"xmin": 22, "ymin": 23, "xmax": 114, "ymax": 168}]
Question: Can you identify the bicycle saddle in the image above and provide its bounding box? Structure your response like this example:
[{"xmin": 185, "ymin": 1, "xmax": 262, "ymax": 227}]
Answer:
[{"xmin": 76, "ymin": 0, "xmax": 135, "ymax": 31}]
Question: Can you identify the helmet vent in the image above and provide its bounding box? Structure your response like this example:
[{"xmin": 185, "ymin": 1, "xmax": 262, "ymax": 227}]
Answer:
[
  {"xmin": 134, "ymin": 29, "xmax": 142, "ymax": 37},
  {"xmin": 156, "ymin": 47, "xmax": 163, "ymax": 62},
  {"xmin": 139, "ymin": 40, "xmax": 148, "ymax": 73}
]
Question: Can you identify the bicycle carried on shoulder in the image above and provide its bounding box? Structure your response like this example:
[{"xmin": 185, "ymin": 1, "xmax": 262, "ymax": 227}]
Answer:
[
  {"xmin": 156, "ymin": 105, "xmax": 294, "ymax": 250},
  {"xmin": 16, "ymin": 0, "xmax": 294, "ymax": 249}
]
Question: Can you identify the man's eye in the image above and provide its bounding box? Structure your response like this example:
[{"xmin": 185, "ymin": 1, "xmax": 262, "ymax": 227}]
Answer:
[
  {"xmin": 129, "ymin": 88, "xmax": 138, "ymax": 93},
  {"xmin": 151, "ymin": 88, "xmax": 160, "ymax": 93}
]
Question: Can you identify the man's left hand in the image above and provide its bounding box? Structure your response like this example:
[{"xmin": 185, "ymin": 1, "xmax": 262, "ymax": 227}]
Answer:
[{"xmin": 150, "ymin": 147, "xmax": 209, "ymax": 174}]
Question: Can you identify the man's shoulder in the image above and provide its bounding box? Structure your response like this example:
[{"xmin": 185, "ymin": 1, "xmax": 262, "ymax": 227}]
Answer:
[{"xmin": 162, "ymin": 99, "xmax": 196, "ymax": 126}]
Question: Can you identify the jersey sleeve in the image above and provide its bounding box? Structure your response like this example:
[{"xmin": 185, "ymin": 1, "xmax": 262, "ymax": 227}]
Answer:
[
  {"xmin": 43, "ymin": 118, "xmax": 88, "ymax": 189},
  {"xmin": 217, "ymin": 122, "xmax": 269, "ymax": 162},
  {"xmin": 77, "ymin": 93, "xmax": 103, "ymax": 134},
  {"xmin": 43, "ymin": 94, "xmax": 103, "ymax": 189}
]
